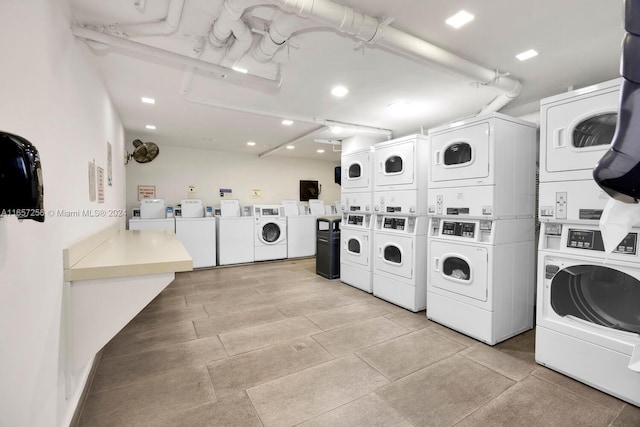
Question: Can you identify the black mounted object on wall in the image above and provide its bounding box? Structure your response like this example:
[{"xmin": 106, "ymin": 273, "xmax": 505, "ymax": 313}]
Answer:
[
  {"xmin": 593, "ymin": 0, "xmax": 640, "ymax": 203},
  {"xmin": 0, "ymin": 131, "xmax": 45, "ymax": 222},
  {"xmin": 334, "ymin": 166, "xmax": 341, "ymax": 185},
  {"xmin": 300, "ymin": 180, "xmax": 319, "ymax": 201}
]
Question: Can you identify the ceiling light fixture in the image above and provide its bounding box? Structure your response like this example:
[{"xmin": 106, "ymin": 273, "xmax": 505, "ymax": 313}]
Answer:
[
  {"xmin": 286, "ymin": 145, "xmax": 295, "ymax": 150},
  {"xmin": 445, "ymin": 10, "xmax": 475, "ymax": 29},
  {"xmin": 246, "ymin": 141, "xmax": 256, "ymax": 146},
  {"xmin": 232, "ymin": 66, "xmax": 248, "ymax": 74},
  {"xmin": 317, "ymin": 149, "xmax": 325, "ymax": 153},
  {"xmin": 331, "ymin": 85, "xmax": 349, "ymax": 97},
  {"xmin": 145, "ymin": 124, "xmax": 156, "ymax": 130},
  {"xmin": 141, "ymin": 97, "xmax": 155, "ymax": 104},
  {"xmin": 281, "ymin": 119, "xmax": 294, "ymax": 126},
  {"xmin": 516, "ymin": 49, "xmax": 538, "ymax": 61}
]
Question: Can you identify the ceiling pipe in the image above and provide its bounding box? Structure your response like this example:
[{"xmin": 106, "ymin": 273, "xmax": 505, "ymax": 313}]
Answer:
[
  {"xmin": 264, "ymin": 0, "xmax": 522, "ymax": 111},
  {"xmin": 184, "ymin": 92, "xmax": 393, "ymax": 136},
  {"xmin": 259, "ymin": 125, "xmax": 327, "ymax": 158},
  {"xmin": 209, "ymin": 0, "xmax": 270, "ymax": 48},
  {"xmin": 252, "ymin": 10, "xmax": 325, "ymax": 63},
  {"xmin": 72, "ymin": 26, "xmax": 282, "ymax": 93},
  {"xmin": 119, "ymin": 0, "xmax": 185, "ymax": 37},
  {"xmin": 220, "ymin": 18, "xmax": 255, "ymax": 68}
]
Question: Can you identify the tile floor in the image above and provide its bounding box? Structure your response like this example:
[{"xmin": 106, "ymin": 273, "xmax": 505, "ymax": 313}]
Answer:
[{"xmin": 78, "ymin": 258, "xmax": 640, "ymax": 426}]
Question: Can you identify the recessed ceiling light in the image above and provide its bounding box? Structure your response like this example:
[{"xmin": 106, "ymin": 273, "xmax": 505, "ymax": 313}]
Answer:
[
  {"xmin": 246, "ymin": 141, "xmax": 256, "ymax": 146},
  {"xmin": 445, "ymin": 10, "xmax": 475, "ymax": 29},
  {"xmin": 145, "ymin": 124, "xmax": 156, "ymax": 130},
  {"xmin": 516, "ymin": 49, "xmax": 538, "ymax": 61},
  {"xmin": 286, "ymin": 145, "xmax": 295, "ymax": 150},
  {"xmin": 141, "ymin": 97, "xmax": 155, "ymax": 104},
  {"xmin": 331, "ymin": 126, "xmax": 343, "ymax": 134},
  {"xmin": 282, "ymin": 119, "xmax": 294, "ymax": 126},
  {"xmin": 232, "ymin": 66, "xmax": 248, "ymax": 74},
  {"xmin": 317, "ymin": 149, "xmax": 325, "ymax": 153},
  {"xmin": 331, "ymin": 85, "xmax": 349, "ymax": 97}
]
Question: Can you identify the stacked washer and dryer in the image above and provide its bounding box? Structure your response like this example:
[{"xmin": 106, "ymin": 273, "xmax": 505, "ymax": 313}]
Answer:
[
  {"xmin": 372, "ymin": 135, "xmax": 430, "ymax": 312},
  {"xmin": 340, "ymin": 147, "xmax": 375, "ymax": 293},
  {"xmin": 535, "ymin": 79, "xmax": 640, "ymax": 405},
  {"xmin": 426, "ymin": 113, "xmax": 537, "ymax": 345}
]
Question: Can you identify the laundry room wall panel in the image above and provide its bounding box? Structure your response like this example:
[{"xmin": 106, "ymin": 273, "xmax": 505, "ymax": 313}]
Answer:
[
  {"xmin": 125, "ymin": 143, "xmax": 341, "ymax": 211},
  {"xmin": 0, "ymin": 2, "xmax": 126, "ymax": 426}
]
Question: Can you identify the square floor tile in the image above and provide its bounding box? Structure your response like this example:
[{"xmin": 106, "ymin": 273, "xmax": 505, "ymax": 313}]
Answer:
[{"xmin": 247, "ymin": 355, "xmax": 389, "ymax": 426}]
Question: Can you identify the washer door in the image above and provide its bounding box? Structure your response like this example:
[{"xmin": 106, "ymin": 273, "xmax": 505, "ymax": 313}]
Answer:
[
  {"xmin": 549, "ymin": 264, "xmax": 640, "ymax": 334},
  {"xmin": 259, "ymin": 222, "xmax": 282, "ymax": 244},
  {"xmin": 430, "ymin": 240, "xmax": 488, "ymax": 302},
  {"xmin": 341, "ymin": 231, "xmax": 369, "ymax": 267}
]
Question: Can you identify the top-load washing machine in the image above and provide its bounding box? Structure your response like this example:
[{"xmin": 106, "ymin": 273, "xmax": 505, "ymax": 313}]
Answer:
[
  {"xmin": 341, "ymin": 146, "xmax": 374, "ymax": 193},
  {"xmin": 427, "ymin": 113, "xmax": 537, "ymax": 219},
  {"xmin": 536, "ymin": 222, "xmax": 640, "ymax": 406},
  {"xmin": 282, "ymin": 199, "xmax": 324, "ymax": 258},
  {"xmin": 538, "ymin": 78, "xmax": 621, "ymax": 223},
  {"xmin": 373, "ymin": 134, "xmax": 430, "ymax": 215},
  {"xmin": 129, "ymin": 198, "xmax": 175, "ymax": 231},
  {"xmin": 216, "ymin": 199, "xmax": 254, "ymax": 265},
  {"xmin": 254, "ymin": 205, "xmax": 287, "ymax": 261},
  {"xmin": 175, "ymin": 199, "xmax": 216, "ymax": 268},
  {"xmin": 427, "ymin": 217, "xmax": 535, "ymax": 344}
]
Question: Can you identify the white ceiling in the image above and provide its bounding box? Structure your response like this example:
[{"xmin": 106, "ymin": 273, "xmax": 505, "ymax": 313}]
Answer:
[{"xmin": 69, "ymin": 0, "xmax": 624, "ymax": 162}]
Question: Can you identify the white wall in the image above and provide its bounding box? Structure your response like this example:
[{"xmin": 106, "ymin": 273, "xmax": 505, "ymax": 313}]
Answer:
[
  {"xmin": 0, "ymin": 2, "xmax": 126, "ymax": 426},
  {"xmin": 125, "ymin": 143, "xmax": 341, "ymax": 212}
]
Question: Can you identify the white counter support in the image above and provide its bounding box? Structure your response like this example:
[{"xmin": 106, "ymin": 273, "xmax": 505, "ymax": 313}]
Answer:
[{"xmin": 63, "ymin": 225, "xmax": 192, "ymax": 397}]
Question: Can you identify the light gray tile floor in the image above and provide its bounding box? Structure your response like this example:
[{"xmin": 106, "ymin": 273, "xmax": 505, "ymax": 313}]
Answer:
[{"xmin": 78, "ymin": 258, "xmax": 640, "ymax": 426}]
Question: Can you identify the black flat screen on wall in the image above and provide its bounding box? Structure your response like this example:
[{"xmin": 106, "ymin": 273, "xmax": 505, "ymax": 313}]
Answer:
[
  {"xmin": 300, "ymin": 180, "xmax": 319, "ymax": 201},
  {"xmin": 334, "ymin": 166, "xmax": 341, "ymax": 185}
]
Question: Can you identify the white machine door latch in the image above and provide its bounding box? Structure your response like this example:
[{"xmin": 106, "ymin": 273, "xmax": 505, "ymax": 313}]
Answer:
[
  {"xmin": 433, "ymin": 257, "xmax": 440, "ymax": 272},
  {"xmin": 629, "ymin": 344, "xmax": 640, "ymax": 373},
  {"xmin": 553, "ymin": 128, "xmax": 566, "ymax": 148}
]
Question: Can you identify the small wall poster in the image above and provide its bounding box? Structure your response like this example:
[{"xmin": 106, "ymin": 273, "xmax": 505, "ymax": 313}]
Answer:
[
  {"xmin": 107, "ymin": 142, "xmax": 113, "ymax": 186},
  {"xmin": 220, "ymin": 188, "xmax": 232, "ymax": 198},
  {"xmin": 137, "ymin": 185, "xmax": 156, "ymax": 201},
  {"xmin": 250, "ymin": 189, "xmax": 262, "ymax": 199},
  {"xmin": 97, "ymin": 167, "xmax": 105, "ymax": 203},
  {"xmin": 88, "ymin": 160, "xmax": 96, "ymax": 202}
]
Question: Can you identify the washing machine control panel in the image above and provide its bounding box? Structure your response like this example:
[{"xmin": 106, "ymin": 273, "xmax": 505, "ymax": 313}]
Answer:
[
  {"xmin": 567, "ymin": 229, "xmax": 637, "ymax": 255},
  {"xmin": 383, "ymin": 217, "xmax": 406, "ymax": 230},
  {"xmin": 442, "ymin": 221, "xmax": 476, "ymax": 238}
]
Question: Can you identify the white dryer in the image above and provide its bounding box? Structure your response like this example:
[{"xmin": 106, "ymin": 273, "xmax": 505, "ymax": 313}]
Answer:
[
  {"xmin": 254, "ymin": 205, "xmax": 287, "ymax": 261},
  {"xmin": 216, "ymin": 199, "xmax": 254, "ymax": 266},
  {"xmin": 175, "ymin": 199, "xmax": 216, "ymax": 269},
  {"xmin": 372, "ymin": 214, "xmax": 428, "ymax": 311},
  {"xmin": 536, "ymin": 222, "xmax": 640, "ymax": 406},
  {"xmin": 341, "ymin": 212, "xmax": 373, "ymax": 293},
  {"xmin": 427, "ymin": 218, "xmax": 535, "ymax": 345},
  {"xmin": 427, "ymin": 113, "xmax": 537, "ymax": 219},
  {"xmin": 538, "ymin": 78, "xmax": 621, "ymax": 223},
  {"xmin": 341, "ymin": 147, "xmax": 373, "ymax": 193},
  {"xmin": 340, "ymin": 191, "xmax": 373, "ymax": 214},
  {"xmin": 129, "ymin": 198, "xmax": 175, "ymax": 232}
]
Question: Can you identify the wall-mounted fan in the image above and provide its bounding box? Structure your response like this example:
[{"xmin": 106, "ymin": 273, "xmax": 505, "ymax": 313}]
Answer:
[{"xmin": 125, "ymin": 139, "xmax": 159, "ymax": 164}]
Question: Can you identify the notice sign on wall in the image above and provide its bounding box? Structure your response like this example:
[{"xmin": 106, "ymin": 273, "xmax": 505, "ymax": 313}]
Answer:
[
  {"xmin": 220, "ymin": 188, "xmax": 232, "ymax": 198},
  {"xmin": 137, "ymin": 185, "xmax": 156, "ymax": 201},
  {"xmin": 97, "ymin": 167, "xmax": 104, "ymax": 203},
  {"xmin": 250, "ymin": 189, "xmax": 262, "ymax": 199}
]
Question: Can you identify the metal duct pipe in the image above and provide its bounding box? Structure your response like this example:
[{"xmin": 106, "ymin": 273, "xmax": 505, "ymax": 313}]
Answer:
[
  {"xmin": 220, "ymin": 16, "xmax": 255, "ymax": 68},
  {"xmin": 265, "ymin": 0, "xmax": 521, "ymax": 109},
  {"xmin": 120, "ymin": 0, "xmax": 185, "ymax": 36},
  {"xmin": 259, "ymin": 126, "xmax": 327, "ymax": 158},
  {"xmin": 72, "ymin": 26, "xmax": 282, "ymax": 93}
]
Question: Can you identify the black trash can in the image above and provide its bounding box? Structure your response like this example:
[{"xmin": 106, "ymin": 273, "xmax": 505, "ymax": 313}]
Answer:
[{"xmin": 316, "ymin": 215, "xmax": 341, "ymax": 279}]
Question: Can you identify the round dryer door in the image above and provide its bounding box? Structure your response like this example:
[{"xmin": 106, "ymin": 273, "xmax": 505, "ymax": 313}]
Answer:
[
  {"xmin": 385, "ymin": 155, "xmax": 403, "ymax": 174},
  {"xmin": 550, "ymin": 264, "xmax": 640, "ymax": 334},
  {"xmin": 348, "ymin": 238, "xmax": 361, "ymax": 254},
  {"xmin": 261, "ymin": 222, "xmax": 281, "ymax": 244},
  {"xmin": 442, "ymin": 256, "xmax": 471, "ymax": 281},
  {"xmin": 348, "ymin": 162, "xmax": 362, "ymax": 179},
  {"xmin": 444, "ymin": 142, "xmax": 472, "ymax": 166},
  {"xmin": 572, "ymin": 113, "xmax": 616, "ymax": 148}
]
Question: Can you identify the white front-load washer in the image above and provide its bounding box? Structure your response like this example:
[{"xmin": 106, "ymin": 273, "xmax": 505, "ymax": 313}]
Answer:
[
  {"xmin": 254, "ymin": 205, "xmax": 287, "ymax": 261},
  {"xmin": 340, "ymin": 212, "xmax": 373, "ymax": 293},
  {"xmin": 175, "ymin": 199, "xmax": 216, "ymax": 268},
  {"xmin": 536, "ymin": 222, "xmax": 640, "ymax": 406},
  {"xmin": 372, "ymin": 214, "xmax": 428, "ymax": 311},
  {"xmin": 427, "ymin": 218, "xmax": 535, "ymax": 345},
  {"xmin": 341, "ymin": 146, "xmax": 373, "ymax": 193},
  {"xmin": 216, "ymin": 199, "xmax": 254, "ymax": 266},
  {"xmin": 538, "ymin": 78, "xmax": 621, "ymax": 223},
  {"xmin": 427, "ymin": 112, "xmax": 537, "ymax": 219}
]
